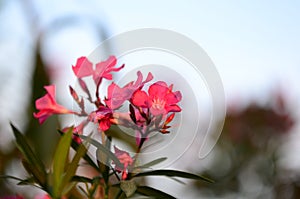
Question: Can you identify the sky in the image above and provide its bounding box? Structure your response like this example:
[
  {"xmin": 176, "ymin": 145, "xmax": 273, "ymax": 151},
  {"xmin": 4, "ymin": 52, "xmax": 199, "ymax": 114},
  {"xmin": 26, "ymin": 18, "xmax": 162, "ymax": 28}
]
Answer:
[
  {"xmin": 24, "ymin": 0, "xmax": 300, "ymax": 106},
  {"xmin": 96, "ymin": 0, "xmax": 300, "ymax": 103}
]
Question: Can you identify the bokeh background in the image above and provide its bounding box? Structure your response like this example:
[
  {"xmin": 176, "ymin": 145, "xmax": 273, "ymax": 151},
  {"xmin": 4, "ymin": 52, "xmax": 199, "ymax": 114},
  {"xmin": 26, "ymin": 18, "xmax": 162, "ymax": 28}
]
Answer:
[{"xmin": 0, "ymin": 0, "xmax": 300, "ymax": 198}]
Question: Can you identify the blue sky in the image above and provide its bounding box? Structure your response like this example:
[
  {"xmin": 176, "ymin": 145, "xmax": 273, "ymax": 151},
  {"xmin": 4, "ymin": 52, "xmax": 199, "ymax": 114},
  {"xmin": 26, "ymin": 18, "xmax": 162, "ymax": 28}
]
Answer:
[{"xmin": 96, "ymin": 0, "xmax": 300, "ymax": 103}]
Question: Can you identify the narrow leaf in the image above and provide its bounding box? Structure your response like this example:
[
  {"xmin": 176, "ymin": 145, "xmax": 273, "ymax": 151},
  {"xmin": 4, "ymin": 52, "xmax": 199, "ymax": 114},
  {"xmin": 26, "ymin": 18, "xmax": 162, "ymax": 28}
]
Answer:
[
  {"xmin": 60, "ymin": 141, "xmax": 88, "ymax": 194},
  {"xmin": 71, "ymin": 176, "xmax": 93, "ymax": 183},
  {"xmin": 17, "ymin": 177, "xmax": 35, "ymax": 186},
  {"xmin": 58, "ymin": 130, "xmax": 100, "ymax": 172},
  {"xmin": 10, "ymin": 124, "xmax": 46, "ymax": 185},
  {"xmin": 96, "ymin": 148, "xmax": 110, "ymax": 182},
  {"xmin": 0, "ymin": 175, "xmax": 42, "ymax": 190},
  {"xmin": 136, "ymin": 186, "xmax": 175, "ymax": 199},
  {"xmin": 79, "ymin": 135, "xmax": 123, "ymax": 169},
  {"xmin": 21, "ymin": 159, "xmax": 45, "ymax": 187},
  {"xmin": 135, "ymin": 157, "xmax": 167, "ymax": 169},
  {"xmin": 53, "ymin": 129, "xmax": 73, "ymax": 197},
  {"xmin": 0, "ymin": 175, "xmax": 24, "ymax": 182},
  {"xmin": 132, "ymin": 169, "xmax": 213, "ymax": 183}
]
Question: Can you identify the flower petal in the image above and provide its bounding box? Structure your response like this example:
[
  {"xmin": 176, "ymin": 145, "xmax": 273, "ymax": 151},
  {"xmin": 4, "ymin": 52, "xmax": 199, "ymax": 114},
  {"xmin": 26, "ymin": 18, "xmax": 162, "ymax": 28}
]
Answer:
[
  {"xmin": 132, "ymin": 90, "xmax": 150, "ymax": 108},
  {"xmin": 105, "ymin": 82, "xmax": 125, "ymax": 109},
  {"xmin": 72, "ymin": 56, "xmax": 93, "ymax": 78},
  {"xmin": 148, "ymin": 81, "xmax": 169, "ymax": 100},
  {"xmin": 94, "ymin": 56, "xmax": 122, "ymax": 82}
]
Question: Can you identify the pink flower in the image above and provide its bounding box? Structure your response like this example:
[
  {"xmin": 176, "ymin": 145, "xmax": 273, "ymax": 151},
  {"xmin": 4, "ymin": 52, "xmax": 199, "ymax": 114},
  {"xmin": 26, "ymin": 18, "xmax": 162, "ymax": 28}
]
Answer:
[
  {"xmin": 114, "ymin": 146, "xmax": 134, "ymax": 180},
  {"xmin": 131, "ymin": 81, "xmax": 182, "ymax": 116},
  {"xmin": 72, "ymin": 56, "xmax": 93, "ymax": 78},
  {"xmin": 89, "ymin": 106, "xmax": 113, "ymax": 132},
  {"xmin": 72, "ymin": 56, "xmax": 124, "ymax": 84},
  {"xmin": 33, "ymin": 85, "xmax": 74, "ymax": 124},
  {"xmin": 93, "ymin": 56, "xmax": 124, "ymax": 84},
  {"xmin": 105, "ymin": 71, "xmax": 153, "ymax": 109}
]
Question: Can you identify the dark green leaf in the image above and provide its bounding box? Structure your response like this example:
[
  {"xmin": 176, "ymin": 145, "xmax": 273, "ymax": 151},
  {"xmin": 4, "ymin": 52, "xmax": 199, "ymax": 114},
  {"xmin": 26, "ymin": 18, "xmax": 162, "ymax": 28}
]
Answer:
[
  {"xmin": 10, "ymin": 124, "xmax": 47, "ymax": 185},
  {"xmin": 71, "ymin": 176, "xmax": 93, "ymax": 183},
  {"xmin": 0, "ymin": 175, "xmax": 42, "ymax": 189},
  {"xmin": 78, "ymin": 186, "xmax": 89, "ymax": 198},
  {"xmin": 114, "ymin": 188, "xmax": 126, "ymax": 199},
  {"xmin": 17, "ymin": 177, "xmax": 35, "ymax": 185},
  {"xmin": 132, "ymin": 169, "xmax": 213, "ymax": 183},
  {"xmin": 21, "ymin": 159, "xmax": 47, "ymax": 187},
  {"xmin": 0, "ymin": 175, "xmax": 24, "ymax": 182},
  {"xmin": 136, "ymin": 186, "xmax": 175, "ymax": 199}
]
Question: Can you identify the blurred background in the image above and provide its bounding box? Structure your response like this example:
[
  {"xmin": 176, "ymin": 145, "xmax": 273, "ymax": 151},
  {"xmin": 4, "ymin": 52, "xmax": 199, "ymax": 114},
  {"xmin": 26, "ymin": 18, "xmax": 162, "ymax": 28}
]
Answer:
[{"xmin": 0, "ymin": 0, "xmax": 300, "ymax": 198}]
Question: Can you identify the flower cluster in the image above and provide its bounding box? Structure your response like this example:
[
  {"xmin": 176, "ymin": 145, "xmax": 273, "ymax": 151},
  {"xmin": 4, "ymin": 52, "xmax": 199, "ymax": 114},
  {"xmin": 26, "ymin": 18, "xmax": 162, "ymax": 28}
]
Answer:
[
  {"xmin": 33, "ymin": 55, "xmax": 182, "ymax": 180},
  {"xmin": 4, "ymin": 55, "xmax": 213, "ymax": 199}
]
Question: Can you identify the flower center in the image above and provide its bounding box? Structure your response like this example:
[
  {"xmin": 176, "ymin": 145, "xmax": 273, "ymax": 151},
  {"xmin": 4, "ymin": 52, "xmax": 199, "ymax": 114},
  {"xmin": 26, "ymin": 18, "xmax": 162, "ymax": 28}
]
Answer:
[{"xmin": 152, "ymin": 98, "xmax": 166, "ymax": 110}]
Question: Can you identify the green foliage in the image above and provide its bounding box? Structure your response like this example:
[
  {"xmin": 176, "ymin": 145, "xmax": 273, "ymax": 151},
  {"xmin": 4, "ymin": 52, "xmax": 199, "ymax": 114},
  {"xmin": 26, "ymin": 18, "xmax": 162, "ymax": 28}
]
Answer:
[
  {"xmin": 80, "ymin": 134, "xmax": 123, "ymax": 169},
  {"xmin": 132, "ymin": 169, "xmax": 213, "ymax": 183},
  {"xmin": 11, "ymin": 124, "xmax": 47, "ymax": 188},
  {"xmin": 7, "ymin": 125, "xmax": 90, "ymax": 198},
  {"xmin": 5, "ymin": 124, "xmax": 214, "ymax": 198},
  {"xmin": 134, "ymin": 157, "xmax": 167, "ymax": 169},
  {"xmin": 52, "ymin": 129, "xmax": 73, "ymax": 196},
  {"xmin": 136, "ymin": 186, "xmax": 176, "ymax": 199}
]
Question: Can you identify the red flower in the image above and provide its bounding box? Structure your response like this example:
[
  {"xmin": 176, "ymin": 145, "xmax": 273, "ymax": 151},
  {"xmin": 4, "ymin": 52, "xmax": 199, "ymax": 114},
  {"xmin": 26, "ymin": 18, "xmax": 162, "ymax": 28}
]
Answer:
[
  {"xmin": 72, "ymin": 56, "xmax": 93, "ymax": 78},
  {"xmin": 105, "ymin": 71, "xmax": 153, "ymax": 109},
  {"xmin": 89, "ymin": 106, "xmax": 113, "ymax": 132},
  {"xmin": 33, "ymin": 85, "xmax": 74, "ymax": 124},
  {"xmin": 93, "ymin": 56, "xmax": 124, "ymax": 84},
  {"xmin": 114, "ymin": 146, "xmax": 133, "ymax": 180},
  {"xmin": 131, "ymin": 81, "xmax": 182, "ymax": 116}
]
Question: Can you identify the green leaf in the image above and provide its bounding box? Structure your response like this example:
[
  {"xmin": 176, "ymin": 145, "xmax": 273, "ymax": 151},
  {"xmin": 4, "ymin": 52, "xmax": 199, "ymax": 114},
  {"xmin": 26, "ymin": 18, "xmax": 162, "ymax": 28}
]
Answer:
[
  {"xmin": 136, "ymin": 186, "xmax": 176, "ymax": 199},
  {"xmin": 96, "ymin": 147, "xmax": 110, "ymax": 182},
  {"xmin": 10, "ymin": 124, "xmax": 47, "ymax": 186},
  {"xmin": 61, "ymin": 141, "xmax": 88, "ymax": 195},
  {"xmin": 17, "ymin": 177, "xmax": 35, "ymax": 186},
  {"xmin": 21, "ymin": 159, "xmax": 47, "ymax": 188},
  {"xmin": 80, "ymin": 135, "xmax": 123, "ymax": 169},
  {"xmin": 0, "ymin": 175, "xmax": 41, "ymax": 189},
  {"xmin": 58, "ymin": 130, "xmax": 100, "ymax": 172},
  {"xmin": 53, "ymin": 129, "xmax": 73, "ymax": 197},
  {"xmin": 120, "ymin": 180, "xmax": 137, "ymax": 197},
  {"xmin": 114, "ymin": 188, "xmax": 126, "ymax": 199},
  {"xmin": 71, "ymin": 175, "xmax": 93, "ymax": 183},
  {"xmin": 132, "ymin": 169, "xmax": 213, "ymax": 183},
  {"xmin": 0, "ymin": 175, "xmax": 24, "ymax": 182},
  {"xmin": 135, "ymin": 157, "xmax": 167, "ymax": 169}
]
